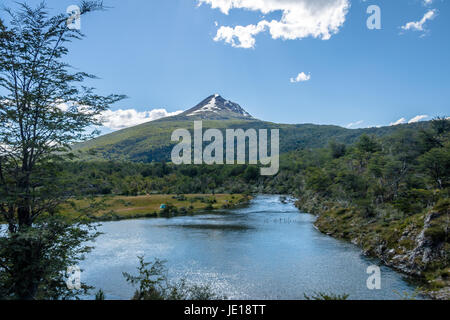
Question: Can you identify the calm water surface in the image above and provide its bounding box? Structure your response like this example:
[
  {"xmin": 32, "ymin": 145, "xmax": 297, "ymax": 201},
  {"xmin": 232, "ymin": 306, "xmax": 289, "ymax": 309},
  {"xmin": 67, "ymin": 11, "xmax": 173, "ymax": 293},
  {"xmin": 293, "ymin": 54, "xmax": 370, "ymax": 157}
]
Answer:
[{"xmin": 81, "ymin": 195, "xmax": 421, "ymax": 300}]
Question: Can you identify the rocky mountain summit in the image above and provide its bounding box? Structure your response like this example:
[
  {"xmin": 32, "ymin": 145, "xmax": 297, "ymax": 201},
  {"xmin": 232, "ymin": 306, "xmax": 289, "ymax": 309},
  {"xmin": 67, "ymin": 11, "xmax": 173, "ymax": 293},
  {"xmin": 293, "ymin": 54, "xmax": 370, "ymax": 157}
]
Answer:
[{"xmin": 177, "ymin": 94, "xmax": 253, "ymax": 120}]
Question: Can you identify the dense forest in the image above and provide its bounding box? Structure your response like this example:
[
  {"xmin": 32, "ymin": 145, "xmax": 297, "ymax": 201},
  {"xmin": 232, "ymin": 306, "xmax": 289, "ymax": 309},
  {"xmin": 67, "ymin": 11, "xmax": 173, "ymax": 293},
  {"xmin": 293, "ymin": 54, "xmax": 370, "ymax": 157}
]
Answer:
[{"xmin": 66, "ymin": 119, "xmax": 449, "ymax": 201}]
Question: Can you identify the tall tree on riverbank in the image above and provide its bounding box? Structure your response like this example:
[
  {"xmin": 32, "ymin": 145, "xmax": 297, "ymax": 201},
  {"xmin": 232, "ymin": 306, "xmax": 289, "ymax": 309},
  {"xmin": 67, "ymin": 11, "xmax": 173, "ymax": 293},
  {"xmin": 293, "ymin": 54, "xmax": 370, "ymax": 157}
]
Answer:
[{"xmin": 0, "ymin": 2, "xmax": 124, "ymax": 299}]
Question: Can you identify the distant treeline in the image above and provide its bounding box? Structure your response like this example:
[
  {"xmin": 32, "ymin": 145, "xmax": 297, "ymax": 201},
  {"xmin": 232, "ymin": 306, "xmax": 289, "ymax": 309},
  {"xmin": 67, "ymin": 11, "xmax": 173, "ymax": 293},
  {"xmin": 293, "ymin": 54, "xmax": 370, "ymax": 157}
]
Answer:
[{"xmin": 66, "ymin": 118, "xmax": 449, "ymax": 206}]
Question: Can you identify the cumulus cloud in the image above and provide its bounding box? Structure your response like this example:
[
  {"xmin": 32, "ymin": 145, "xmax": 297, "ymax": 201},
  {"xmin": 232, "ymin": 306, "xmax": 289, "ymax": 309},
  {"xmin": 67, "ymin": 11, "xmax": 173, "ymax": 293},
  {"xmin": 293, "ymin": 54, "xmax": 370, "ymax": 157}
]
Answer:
[
  {"xmin": 55, "ymin": 102, "xmax": 183, "ymax": 131},
  {"xmin": 215, "ymin": 23, "xmax": 267, "ymax": 48},
  {"xmin": 390, "ymin": 115, "xmax": 429, "ymax": 126},
  {"xmin": 346, "ymin": 120, "xmax": 364, "ymax": 128},
  {"xmin": 408, "ymin": 114, "xmax": 429, "ymax": 123},
  {"xmin": 401, "ymin": 9, "xmax": 437, "ymax": 32},
  {"xmin": 199, "ymin": 0, "xmax": 351, "ymax": 48},
  {"xmin": 290, "ymin": 72, "xmax": 311, "ymax": 83},
  {"xmin": 390, "ymin": 118, "xmax": 407, "ymax": 126},
  {"xmin": 98, "ymin": 108, "xmax": 183, "ymax": 130}
]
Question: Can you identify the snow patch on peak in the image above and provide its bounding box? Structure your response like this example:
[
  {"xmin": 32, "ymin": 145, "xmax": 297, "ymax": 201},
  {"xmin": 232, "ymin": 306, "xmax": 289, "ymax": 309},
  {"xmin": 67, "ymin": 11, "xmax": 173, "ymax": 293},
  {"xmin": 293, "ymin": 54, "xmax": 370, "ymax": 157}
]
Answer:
[
  {"xmin": 182, "ymin": 94, "xmax": 253, "ymax": 119},
  {"xmin": 187, "ymin": 96, "xmax": 221, "ymax": 116}
]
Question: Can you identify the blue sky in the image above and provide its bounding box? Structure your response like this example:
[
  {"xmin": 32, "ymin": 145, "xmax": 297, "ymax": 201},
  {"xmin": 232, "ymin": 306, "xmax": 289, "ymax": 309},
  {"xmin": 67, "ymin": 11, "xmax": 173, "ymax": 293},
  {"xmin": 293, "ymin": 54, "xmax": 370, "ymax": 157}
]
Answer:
[{"xmin": 3, "ymin": 0, "xmax": 449, "ymax": 131}]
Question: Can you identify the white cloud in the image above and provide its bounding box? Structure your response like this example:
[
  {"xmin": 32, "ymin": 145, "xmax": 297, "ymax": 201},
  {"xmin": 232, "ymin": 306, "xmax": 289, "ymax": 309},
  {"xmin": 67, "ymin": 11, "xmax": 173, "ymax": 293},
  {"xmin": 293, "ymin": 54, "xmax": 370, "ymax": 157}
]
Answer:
[
  {"xmin": 99, "ymin": 108, "xmax": 183, "ymax": 130},
  {"xmin": 401, "ymin": 9, "xmax": 436, "ymax": 32},
  {"xmin": 408, "ymin": 114, "xmax": 429, "ymax": 123},
  {"xmin": 55, "ymin": 102, "xmax": 183, "ymax": 131},
  {"xmin": 215, "ymin": 23, "xmax": 267, "ymax": 48},
  {"xmin": 390, "ymin": 115, "xmax": 429, "ymax": 126},
  {"xmin": 346, "ymin": 120, "xmax": 364, "ymax": 128},
  {"xmin": 199, "ymin": 0, "xmax": 351, "ymax": 48},
  {"xmin": 390, "ymin": 118, "xmax": 407, "ymax": 126},
  {"xmin": 290, "ymin": 72, "xmax": 311, "ymax": 83},
  {"xmin": 423, "ymin": 0, "xmax": 433, "ymax": 6}
]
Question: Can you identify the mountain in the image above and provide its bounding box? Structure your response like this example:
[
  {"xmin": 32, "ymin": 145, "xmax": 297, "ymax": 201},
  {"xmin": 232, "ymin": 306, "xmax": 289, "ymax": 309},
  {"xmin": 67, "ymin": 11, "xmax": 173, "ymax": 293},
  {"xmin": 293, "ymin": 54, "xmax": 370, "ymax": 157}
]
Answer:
[
  {"xmin": 73, "ymin": 94, "xmax": 431, "ymax": 162},
  {"xmin": 175, "ymin": 94, "xmax": 253, "ymax": 120}
]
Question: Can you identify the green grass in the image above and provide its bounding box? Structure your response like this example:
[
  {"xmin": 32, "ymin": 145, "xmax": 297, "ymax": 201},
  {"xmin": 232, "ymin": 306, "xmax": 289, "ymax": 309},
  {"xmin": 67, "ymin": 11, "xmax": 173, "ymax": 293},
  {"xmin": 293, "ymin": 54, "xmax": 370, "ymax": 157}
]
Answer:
[{"xmin": 60, "ymin": 194, "xmax": 250, "ymax": 221}]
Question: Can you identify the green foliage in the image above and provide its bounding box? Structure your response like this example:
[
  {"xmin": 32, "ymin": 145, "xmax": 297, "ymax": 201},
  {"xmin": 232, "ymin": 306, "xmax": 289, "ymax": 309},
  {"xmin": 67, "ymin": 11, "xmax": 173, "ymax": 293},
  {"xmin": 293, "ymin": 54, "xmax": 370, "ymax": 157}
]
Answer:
[
  {"xmin": 0, "ymin": 2, "xmax": 123, "ymax": 299},
  {"xmin": 0, "ymin": 217, "xmax": 100, "ymax": 300},
  {"xmin": 393, "ymin": 289, "xmax": 420, "ymax": 300},
  {"xmin": 95, "ymin": 289, "xmax": 105, "ymax": 300},
  {"xmin": 304, "ymin": 292, "xmax": 349, "ymax": 300},
  {"xmin": 160, "ymin": 203, "xmax": 178, "ymax": 215},
  {"xmin": 306, "ymin": 167, "xmax": 332, "ymax": 195},
  {"xmin": 357, "ymin": 134, "xmax": 381, "ymax": 154},
  {"xmin": 244, "ymin": 166, "xmax": 260, "ymax": 182},
  {"xmin": 419, "ymin": 146, "xmax": 450, "ymax": 189},
  {"xmin": 123, "ymin": 256, "xmax": 222, "ymax": 300},
  {"xmin": 329, "ymin": 140, "xmax": 347, "ymax": 159}
]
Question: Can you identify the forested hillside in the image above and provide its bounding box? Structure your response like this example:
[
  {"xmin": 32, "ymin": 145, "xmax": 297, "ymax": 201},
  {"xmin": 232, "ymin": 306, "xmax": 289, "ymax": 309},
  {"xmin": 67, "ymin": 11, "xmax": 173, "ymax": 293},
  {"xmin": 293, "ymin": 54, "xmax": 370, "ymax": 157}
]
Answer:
[{"xmin": 73, "ymin": 117, "xmax": 432, "ymax": 162}]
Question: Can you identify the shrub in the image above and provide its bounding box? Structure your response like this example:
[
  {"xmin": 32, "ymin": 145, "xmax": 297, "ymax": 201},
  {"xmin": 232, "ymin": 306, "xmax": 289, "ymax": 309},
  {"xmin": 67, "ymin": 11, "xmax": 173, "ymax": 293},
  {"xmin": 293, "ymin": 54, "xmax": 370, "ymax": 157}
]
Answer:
[
  {"xmin": 304, "ymin": 292, "xmax": 349, "ymax": 300},
  {"xmin": 123, "ymin": 257, "xmax": 222, "ymax": 300}
]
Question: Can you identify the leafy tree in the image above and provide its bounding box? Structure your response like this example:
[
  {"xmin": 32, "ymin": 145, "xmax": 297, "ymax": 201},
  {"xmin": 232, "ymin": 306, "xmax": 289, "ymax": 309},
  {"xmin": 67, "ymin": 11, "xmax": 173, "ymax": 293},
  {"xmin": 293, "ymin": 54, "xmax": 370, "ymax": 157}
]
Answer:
[
  {"xmin": 329, "ymin": 140, "xmax": 346, "ymax": 159},
  {"xmin": 431, "ymin": 116, "xmax": 450, "ymax": 136},
  {"xmin": 244, "ymin": 166, "xmax": 259, "ymax": 182},
  {"xmin": 305, "ymin": 167, "xmax": 332, "ymax": 196},
  {"xmin": 419, "ymin": 147, "xmax": 450, "ymax": 189},
  {"xmin": 0, "ymin": 2, "xmax": 124, "ymax": 299},
  {"xmin": 357, "ymin": 134, "xmax": 381, "ymax": 154}
]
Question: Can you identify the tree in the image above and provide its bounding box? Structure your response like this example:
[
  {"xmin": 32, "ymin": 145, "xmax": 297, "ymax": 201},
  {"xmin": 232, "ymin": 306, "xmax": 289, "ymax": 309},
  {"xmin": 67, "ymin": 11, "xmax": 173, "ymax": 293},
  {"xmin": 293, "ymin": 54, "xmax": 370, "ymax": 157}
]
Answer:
[
  {"xmin": 305, "ymin": 167, "xmax": 332, "ymax": 196},
  {"xmin": 419, "ymin": 147, "xmax": 450, "ymax": 189},
  {"xmin": 0, "ymin": 2, "xmax": 124, "ymax": 299},
  {"xmin": 431, "ymin": 116, "xmax": 450, "ymax": 137},
  {"xmin": 329, "ymin": 140, "xmax": 346, "ymax": 159},
  {"xmin": 244, "ymin": 166, "xmax": 259, "ymax": 182},
  {"xmin": 356, "ymin": 134, "xmax": 381, "ymax": 154}
]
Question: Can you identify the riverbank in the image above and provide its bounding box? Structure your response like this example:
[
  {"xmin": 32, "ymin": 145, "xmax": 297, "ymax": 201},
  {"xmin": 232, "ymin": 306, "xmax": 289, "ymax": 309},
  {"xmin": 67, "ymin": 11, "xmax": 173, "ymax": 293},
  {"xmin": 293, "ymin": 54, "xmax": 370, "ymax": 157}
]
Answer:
[
  {"xmin": 294, "ymin": 195, "xmax": 449, "ymax": 300},
  {"xmin": 60, "ymin": 194, "xmax": 251, "ymax": 222}
]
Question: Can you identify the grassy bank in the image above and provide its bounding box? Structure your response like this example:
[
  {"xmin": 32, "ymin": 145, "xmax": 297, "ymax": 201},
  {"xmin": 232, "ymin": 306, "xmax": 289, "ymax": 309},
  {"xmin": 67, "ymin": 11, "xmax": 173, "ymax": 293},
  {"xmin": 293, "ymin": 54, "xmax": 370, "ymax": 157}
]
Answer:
[{"xmin": 60, "ymin": 194, "xmax": 250, "ymax": 222}]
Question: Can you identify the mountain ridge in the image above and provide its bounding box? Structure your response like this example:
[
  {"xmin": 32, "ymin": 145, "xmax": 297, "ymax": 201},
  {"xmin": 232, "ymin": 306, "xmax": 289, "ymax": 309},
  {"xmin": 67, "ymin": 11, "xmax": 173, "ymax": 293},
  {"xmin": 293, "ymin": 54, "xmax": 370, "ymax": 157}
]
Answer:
[{"xmin": 73, "ymin": 95, "xmax": 432, "ymax": 162}]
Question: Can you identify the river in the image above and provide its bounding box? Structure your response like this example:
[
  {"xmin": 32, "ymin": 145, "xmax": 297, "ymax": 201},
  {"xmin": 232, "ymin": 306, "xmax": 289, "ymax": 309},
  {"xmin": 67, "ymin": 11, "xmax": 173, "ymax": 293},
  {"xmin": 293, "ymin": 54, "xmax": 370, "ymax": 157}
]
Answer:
[{"xmin": 81, "ymin": 195, "xmax": 421, "ymax": 300}]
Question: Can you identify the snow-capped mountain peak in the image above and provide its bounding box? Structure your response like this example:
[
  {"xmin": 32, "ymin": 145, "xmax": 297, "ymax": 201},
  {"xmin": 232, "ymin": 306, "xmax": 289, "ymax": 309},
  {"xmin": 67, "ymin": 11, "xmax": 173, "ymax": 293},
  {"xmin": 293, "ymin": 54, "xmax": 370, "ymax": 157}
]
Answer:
[{"xmin": 180, "ymin": 94, "xmax": 253, "ymax": 120}]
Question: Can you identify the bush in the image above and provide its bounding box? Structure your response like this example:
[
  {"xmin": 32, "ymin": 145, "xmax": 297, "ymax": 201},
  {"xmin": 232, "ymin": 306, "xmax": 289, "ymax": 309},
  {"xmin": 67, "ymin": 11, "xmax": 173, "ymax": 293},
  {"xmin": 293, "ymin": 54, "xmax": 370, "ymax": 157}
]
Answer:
[
  {"xmin": 304, "ymin": 292, "xmax": 349, "ymax": 300},
  {"xmin": 123, "ymin": 257, "xmax": 222, "ymax": 300},
  {"xmin": 354, "ymin": 198, "xmax": 375, "ymax": 218},
  {"xmin": 425, "ymin": 225, "xmax": 447, "ymax": 243}
]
